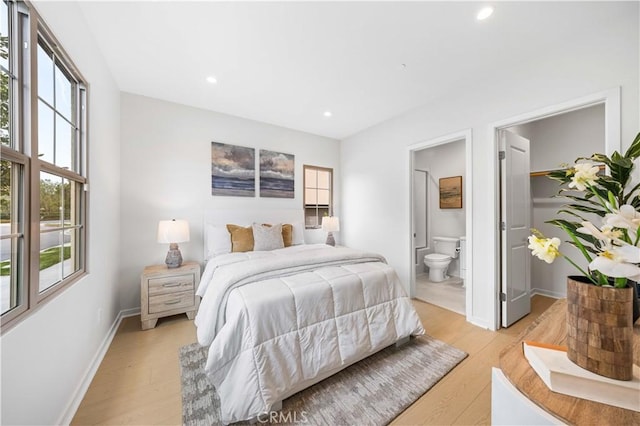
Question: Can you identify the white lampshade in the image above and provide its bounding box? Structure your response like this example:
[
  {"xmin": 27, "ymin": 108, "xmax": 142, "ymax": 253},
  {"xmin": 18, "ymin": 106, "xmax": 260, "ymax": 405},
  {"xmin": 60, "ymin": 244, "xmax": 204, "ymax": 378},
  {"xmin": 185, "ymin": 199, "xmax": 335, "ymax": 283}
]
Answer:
[
  {"xmin": 157, "ymin": 219, "xmax": 190, "ymax": 243},
  {"xmin": 321, "ymin": 216, "xmax": 340, "ymax": 232}
]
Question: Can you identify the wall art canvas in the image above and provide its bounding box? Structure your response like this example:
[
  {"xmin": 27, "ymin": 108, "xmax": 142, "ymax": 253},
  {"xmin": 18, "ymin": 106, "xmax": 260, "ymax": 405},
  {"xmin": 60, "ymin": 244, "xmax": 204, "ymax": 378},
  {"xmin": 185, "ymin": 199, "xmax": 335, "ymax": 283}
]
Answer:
[
  {"xmin": 439, "ymin": 176, "xmax": 463, "ymax": 209},
  {"xmin": 211, "ymin": 142, "xmax": 256, "ymax": 197},
  {"xmin": 259, "ymin": 149, "xmax": 295, "ymax": 198}
]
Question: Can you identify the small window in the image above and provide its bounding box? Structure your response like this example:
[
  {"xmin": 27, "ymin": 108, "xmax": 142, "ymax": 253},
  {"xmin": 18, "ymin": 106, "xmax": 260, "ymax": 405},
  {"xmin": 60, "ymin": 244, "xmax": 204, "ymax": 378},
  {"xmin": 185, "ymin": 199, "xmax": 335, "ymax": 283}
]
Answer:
[{"xmin": 303, "ymin": 165, "xmax": 333, "ymax": 229}]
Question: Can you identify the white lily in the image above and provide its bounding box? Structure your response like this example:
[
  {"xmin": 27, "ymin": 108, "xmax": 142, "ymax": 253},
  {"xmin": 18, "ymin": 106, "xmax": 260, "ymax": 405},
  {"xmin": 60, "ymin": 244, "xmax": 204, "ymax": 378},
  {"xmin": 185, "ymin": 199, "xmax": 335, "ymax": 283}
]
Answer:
[
  {"xmin": 589, "ymin": 243, "xmax": 640, "ymax": 279},
  {"xmin": 528, "ymin": 235, "xmax": 561, "ymax": 264},
  {"xmin": 577, "ymin": 221, "xmax": 626, "ymax": 245},
  {"xmin": 604, "ymin": 204, "xmax": 640, "ymax": 233},
  {"xmin": 568, "ymin": 162, "xmax": 600, "ymax": 191}
]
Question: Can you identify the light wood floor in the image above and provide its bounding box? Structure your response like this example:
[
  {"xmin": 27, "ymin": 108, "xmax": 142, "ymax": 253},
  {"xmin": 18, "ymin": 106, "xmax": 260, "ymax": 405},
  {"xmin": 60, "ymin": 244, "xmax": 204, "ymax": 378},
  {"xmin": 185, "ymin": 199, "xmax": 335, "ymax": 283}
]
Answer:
[{"xmin": 72, "ymin": 295, "xmax": 556, "ymax": 425}]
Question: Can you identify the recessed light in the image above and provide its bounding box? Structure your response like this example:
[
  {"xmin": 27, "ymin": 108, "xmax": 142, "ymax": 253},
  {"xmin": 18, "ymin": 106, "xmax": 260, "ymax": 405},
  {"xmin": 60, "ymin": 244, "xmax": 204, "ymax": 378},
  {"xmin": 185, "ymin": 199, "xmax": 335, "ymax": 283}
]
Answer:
[
  {"xmin": 323, "ymin": 111, "xmax": 332, "ymax": 118},
  {"xmin": 477, "ymin": 6, "xmax": 494, "ymax": 21},
  {"xmin": 206, "ymin": 76, "xmax": 218, "ymax": 84}
]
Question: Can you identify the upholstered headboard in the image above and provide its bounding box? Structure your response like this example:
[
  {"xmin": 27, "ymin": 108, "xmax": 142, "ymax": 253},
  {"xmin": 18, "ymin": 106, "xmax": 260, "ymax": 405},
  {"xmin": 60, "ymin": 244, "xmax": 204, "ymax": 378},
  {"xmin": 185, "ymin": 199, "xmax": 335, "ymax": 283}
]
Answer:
[{"xmin": 203, "ymin": 209, "xmax": 305, "ymax": 260}]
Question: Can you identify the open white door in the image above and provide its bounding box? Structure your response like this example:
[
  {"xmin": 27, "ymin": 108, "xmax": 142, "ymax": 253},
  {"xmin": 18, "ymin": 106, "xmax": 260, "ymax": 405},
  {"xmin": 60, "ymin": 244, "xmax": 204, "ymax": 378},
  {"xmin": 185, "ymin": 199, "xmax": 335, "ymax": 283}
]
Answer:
[{"xmin": 500, "ymin": 130, "xmax": 531, "ymax": 327}]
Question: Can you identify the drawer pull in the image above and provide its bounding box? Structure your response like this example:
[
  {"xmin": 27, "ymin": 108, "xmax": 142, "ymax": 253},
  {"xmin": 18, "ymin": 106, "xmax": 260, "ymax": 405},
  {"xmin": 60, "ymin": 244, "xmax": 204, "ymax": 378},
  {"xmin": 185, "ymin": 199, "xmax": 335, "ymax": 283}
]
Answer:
[
  {"xmin": 165, "ymin": 299, "xmax": 182, "ymax": 305},
  {"xmin": 162, "ymin": 283, "xmax": 182, "ymax": 288}
]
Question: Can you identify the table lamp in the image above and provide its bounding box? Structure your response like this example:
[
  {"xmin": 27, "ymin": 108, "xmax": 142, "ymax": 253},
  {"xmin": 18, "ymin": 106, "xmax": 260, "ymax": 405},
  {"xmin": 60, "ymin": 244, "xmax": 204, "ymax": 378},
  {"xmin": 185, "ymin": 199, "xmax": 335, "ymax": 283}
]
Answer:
[
  {"xmin": 321, "ymin": 216, "xmax": 340, "ymax": 246},
  {"xmin": 157, "ymin": 219, "xmax": 190, "ymax": 268}
]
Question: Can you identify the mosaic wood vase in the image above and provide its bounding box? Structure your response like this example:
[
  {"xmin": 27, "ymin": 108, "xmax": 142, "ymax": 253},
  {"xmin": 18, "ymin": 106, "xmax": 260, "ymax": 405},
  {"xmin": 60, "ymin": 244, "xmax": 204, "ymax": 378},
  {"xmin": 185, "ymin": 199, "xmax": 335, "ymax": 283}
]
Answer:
[{"xmin": 566, "ymin": 276, "xmax": 634, "ymax": 381}]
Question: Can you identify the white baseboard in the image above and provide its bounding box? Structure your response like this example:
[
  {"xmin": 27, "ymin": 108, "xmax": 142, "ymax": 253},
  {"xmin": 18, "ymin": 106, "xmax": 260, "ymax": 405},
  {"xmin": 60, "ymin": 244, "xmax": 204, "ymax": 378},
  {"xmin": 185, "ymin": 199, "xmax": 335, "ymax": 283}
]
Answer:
[
  {"xmin": 530, "ymin": 288, "xmax": 564, "ymax": 299},
  {"xmin": 57, "ymin": 307, "xmax": 141, "ymax": 425}
]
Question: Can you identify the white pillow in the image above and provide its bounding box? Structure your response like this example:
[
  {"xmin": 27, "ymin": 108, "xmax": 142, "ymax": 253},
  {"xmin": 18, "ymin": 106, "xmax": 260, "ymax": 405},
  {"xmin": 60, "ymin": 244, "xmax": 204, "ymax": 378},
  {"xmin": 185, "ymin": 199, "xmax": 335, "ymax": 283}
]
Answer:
[
  {"xmin": 252, "ymin": 223, "xmax": 284, "ymax": 251},
  {"xmin": 291, "ymin": 221, "xmax": 306, "ymax": 245},
  {"xmin": 206, "ymin": 224, "xmax": 232, "ymax": 258}
]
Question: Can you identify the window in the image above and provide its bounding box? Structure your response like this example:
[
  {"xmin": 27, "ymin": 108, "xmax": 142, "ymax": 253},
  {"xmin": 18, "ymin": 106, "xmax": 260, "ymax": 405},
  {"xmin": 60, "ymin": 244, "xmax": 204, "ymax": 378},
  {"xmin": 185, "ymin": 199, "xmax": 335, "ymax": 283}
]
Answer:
[
  {"xmin": 303, "ymin": 165, "xmax": 333, "ymax": 229},
  {"xmin": 1, "ymin": 1, "xmax": 88, "ymax": 330}
]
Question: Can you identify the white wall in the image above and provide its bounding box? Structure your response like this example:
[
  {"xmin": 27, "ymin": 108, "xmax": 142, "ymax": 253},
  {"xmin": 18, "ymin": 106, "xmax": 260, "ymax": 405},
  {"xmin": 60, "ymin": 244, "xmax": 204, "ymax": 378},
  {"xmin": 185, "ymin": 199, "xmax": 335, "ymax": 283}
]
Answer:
[
  {"xmin": 414, "ymin": 139, "xmax": 466, "ymax": 276},
  {"xmin": 341, "ymin": 3, "xmax": 639, "ymax": 329},
  {"xmin": 528, "ymin": 104, "xmax": 605, "ymax": 172},
  {"xmin": 119, "ymin": 93, "xmax": 340, "ymax": 310},
  {"xmin": 0, "ymin": 2, "xmax": 121, "ymax": 425}
]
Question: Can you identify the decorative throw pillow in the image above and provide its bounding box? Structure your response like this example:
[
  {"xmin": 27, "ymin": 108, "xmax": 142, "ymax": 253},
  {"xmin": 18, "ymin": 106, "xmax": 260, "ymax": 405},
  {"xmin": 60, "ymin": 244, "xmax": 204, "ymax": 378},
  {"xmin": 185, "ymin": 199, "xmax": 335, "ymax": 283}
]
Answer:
[
  {"xmin": 281, "ymin": 224, "xmax": 293, "ymax": 247},
  {"xmin": 291, "ymin": 221, "xmax": 306, "ymax": 245},
  {"xmin": 263, "ymin": 223, "xmax": 293, "ymax": 247},
  {"xmin": 206, "ymin": 224, "xmax": 232, "ymax": 258},
  {"xmin": 226, "ymin": 224, "xmax": 254, "ymax": 252},
  {"xmin": 253, "ymin": 223, "xmax": 285, "ymax": 251}
]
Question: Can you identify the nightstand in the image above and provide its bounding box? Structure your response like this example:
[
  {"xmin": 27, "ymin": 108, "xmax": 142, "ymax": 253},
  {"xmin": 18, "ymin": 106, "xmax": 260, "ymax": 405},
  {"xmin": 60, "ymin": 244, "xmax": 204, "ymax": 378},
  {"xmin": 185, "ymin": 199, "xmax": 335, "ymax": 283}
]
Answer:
[{"xmin": 140, "ymin": 261, "xmax": 201, "ymax": 330}]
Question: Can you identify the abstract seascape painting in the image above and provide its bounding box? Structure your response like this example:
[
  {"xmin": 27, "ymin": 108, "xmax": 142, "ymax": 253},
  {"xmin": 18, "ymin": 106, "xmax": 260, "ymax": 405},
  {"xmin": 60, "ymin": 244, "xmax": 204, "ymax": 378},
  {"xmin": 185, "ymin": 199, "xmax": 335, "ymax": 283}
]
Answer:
[
  {"xmin": 211, "ymin": 142, "xmax": 256, "ymax": 197},
  {"xmin": 259, "ymin": 149, "xmax": 295, "ymax": 198}
]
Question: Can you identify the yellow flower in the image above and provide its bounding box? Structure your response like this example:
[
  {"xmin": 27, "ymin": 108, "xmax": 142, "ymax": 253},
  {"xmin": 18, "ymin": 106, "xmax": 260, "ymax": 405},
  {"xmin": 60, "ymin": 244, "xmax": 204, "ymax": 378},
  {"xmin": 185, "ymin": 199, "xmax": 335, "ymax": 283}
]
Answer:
[{"xmin": 528, "ymin": 235, "xmax": 561, "ymax": 264}]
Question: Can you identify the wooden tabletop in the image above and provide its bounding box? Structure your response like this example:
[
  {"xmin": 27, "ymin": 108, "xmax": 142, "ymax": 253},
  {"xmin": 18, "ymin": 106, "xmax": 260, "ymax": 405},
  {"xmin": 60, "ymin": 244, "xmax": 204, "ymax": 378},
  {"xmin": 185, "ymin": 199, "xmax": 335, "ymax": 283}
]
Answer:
[{"xmin": 499, "ymin": 299, "xmax": 640, "ymax": 425}]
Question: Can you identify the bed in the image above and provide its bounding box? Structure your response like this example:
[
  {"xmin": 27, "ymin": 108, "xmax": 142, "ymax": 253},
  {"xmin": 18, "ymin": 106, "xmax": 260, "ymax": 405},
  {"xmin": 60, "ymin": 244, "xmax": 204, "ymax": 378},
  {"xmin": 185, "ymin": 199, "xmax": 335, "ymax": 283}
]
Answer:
[{"xmin": 194, "ymin": 212, "xmax": 424, "ymax": 423}]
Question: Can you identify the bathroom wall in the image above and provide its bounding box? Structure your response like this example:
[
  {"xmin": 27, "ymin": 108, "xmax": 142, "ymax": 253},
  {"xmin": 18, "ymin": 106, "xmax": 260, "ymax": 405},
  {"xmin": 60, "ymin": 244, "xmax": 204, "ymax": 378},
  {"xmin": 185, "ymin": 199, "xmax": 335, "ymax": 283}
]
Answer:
[
  {"xmin": 508, "ymin": 104, "xmax": 605, "ymax": 298},
  {"xmin": 414, "ymin": 139, "xmax": 466, "ymax": 277}
]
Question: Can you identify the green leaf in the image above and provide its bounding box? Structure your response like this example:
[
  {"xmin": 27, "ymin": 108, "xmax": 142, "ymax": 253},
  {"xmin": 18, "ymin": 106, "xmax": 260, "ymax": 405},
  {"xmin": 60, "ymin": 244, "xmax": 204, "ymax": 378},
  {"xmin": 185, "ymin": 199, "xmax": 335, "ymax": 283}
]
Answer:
[
  {"xmin": 614, "ymin": 277, "xmax": 628, "ymax": 288},
  {"xmin": 560, "ymin": 204, "xmax": 605, "ymax": 216},
  {"xmin": 623, "ymin": 132, "xmax": 640, "ymax": 159}
]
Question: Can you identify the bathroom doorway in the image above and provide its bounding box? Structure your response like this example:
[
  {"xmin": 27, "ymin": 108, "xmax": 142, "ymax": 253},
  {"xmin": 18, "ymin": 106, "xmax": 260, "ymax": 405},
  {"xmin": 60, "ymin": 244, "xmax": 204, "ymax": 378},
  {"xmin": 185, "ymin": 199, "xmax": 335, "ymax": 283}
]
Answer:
[{"xmin": 408, "ymin": 130, "xmax": 472, "ymax": 319}]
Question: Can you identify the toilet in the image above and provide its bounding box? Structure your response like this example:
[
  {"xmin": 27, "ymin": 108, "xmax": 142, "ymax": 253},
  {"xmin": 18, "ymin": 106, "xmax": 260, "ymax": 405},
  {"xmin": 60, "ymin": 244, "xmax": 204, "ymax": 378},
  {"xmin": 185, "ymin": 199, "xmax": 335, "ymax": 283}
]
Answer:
[{"xmin": 424, "ymin": 236, "xmax": 460, "ymax": 282}]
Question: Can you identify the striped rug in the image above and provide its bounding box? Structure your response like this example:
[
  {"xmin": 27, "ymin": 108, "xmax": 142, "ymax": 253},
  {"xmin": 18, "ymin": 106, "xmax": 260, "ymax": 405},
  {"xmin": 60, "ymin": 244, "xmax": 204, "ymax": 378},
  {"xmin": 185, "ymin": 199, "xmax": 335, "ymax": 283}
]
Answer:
[{"xmin": 180, "ymin": 335, "xmax": 467, "ymax": 425}]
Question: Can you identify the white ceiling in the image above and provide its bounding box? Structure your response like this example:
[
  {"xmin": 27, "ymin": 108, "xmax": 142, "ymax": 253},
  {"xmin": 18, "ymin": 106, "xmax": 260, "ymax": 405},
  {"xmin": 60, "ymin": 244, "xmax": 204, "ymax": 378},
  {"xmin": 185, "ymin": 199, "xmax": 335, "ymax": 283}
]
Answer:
[{"xmin": 75, "ymin": 1, "xmax": 631, "ymax": 139}]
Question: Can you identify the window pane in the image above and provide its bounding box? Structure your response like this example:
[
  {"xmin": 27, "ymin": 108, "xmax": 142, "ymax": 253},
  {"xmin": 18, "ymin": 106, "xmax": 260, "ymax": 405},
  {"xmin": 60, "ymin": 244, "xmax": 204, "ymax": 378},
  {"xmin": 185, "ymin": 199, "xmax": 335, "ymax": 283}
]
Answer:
[
  {"xmin": 54, "ymin": 64, "xmax": 74, "ymax": 122},
  {"xmin": 38, "ymin": 101, "xmax": 54, "ymax": 162},
  {"xmin": 1, "ymin": 159, "xmax": 10, "ymax": 226},
  {"xmin": 0, "ymin": 70, "xmax": 9, "ymax": 146},
  {"xmin": 40, "ymin": 172, "xmax": 62, "ymax": 226},
  {"xmin": 1, "ymin": 159, "xmax": 12, "ymax": 313},
  {"xmin": 1, "ymin": 236, "xmax": 21, "ymax": 315},
  {"xmin": 305, "ymin": 210, "xmax": 318, "ymax": 228},
  {"xmin": 318, "ymin": 189, "xmax": 330, "ymax": 205},
  {"xmin": 37, "ymin": 43, "xmax": 54, "ymax": 105},
  {"xmin": 55, "ymin": 114, "xmax": 74, "ymax": 170},
  {"xmin": 304, "ymin": 188, "xmax": 317, "ymax": 205},
  {"xmin": 62, "ymin": 179, "xmax": 80, "ymax": 225},
  {"xmin": 63, "ymin": 178, "xmax": 71, "ymax": 224},
  {"xmin": 62, "ymin": 227, "xmax": 79, "ymax": 279},
  {"xmin": 304, "ymin": 168, "xmax": 316, "ymax": 188},
  {"xmin": 1, "ymin": 159, "xmax": 22, "ymax": 315},
  {"xmin": 0, "ymin": 0, "xmax": 8, "ymax": 71},
  {"xmin": 317, "ymin": 170, "xmax": 330, "ymax": 189},
  {"xmin": 39, "ymin": 230, "xmax": 63, "ymax": 292}
]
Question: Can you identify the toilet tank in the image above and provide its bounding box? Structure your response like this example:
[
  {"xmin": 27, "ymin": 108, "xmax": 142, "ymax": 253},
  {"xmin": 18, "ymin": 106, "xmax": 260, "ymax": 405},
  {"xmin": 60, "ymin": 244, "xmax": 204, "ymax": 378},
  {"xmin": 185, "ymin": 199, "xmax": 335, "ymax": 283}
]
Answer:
[{"xmin": 433, "ymin": 236, "xmax": 460, "ymax": 258}]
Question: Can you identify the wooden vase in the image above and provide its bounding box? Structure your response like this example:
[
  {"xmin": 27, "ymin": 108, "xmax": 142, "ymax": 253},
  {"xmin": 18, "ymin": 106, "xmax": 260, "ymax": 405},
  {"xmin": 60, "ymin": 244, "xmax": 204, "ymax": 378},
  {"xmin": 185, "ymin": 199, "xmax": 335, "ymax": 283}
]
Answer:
[{"xmin": 566, "ymin": 276, "xmax": 634, "ymax": 380}]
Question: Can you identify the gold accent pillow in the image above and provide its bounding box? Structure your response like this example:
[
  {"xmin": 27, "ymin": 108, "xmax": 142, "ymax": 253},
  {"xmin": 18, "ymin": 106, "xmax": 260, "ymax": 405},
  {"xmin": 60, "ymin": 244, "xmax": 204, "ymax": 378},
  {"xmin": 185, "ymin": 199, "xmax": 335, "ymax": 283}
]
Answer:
[{"xmin": 226, "ymin": 224, "xmax": 254, "ymax": 252}]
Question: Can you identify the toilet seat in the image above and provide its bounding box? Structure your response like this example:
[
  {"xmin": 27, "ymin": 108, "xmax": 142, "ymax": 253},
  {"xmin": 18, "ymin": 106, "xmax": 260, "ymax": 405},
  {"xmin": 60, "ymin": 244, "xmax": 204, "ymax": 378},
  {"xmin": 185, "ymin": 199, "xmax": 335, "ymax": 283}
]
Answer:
[{"xmin": 424, "ymin": 253, "xmax": 450, "ymax": 261}]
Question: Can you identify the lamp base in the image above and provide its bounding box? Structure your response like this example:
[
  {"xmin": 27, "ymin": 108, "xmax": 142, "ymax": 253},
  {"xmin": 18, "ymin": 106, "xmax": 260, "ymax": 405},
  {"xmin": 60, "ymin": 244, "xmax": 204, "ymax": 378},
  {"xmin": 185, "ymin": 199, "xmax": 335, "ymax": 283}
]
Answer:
[
  {"xmin": 326, "ymin": 232, "xmax": 335, "ymax": 247},
  {"xmin": 165, "ymin": 243, "xmax": 183, "ymax": 268}
]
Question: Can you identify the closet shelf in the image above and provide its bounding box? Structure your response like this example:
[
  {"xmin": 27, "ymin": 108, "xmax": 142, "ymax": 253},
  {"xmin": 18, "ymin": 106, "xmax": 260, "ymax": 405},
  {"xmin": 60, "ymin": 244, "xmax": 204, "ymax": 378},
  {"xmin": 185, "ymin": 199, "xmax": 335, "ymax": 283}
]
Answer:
[
  {"xmin": 532, "ymin": 197, "xmax": 565, "ymax": 206},
  {"xmin": 530, "ymin": 164, "xmax": 605, "ymax": 177}
]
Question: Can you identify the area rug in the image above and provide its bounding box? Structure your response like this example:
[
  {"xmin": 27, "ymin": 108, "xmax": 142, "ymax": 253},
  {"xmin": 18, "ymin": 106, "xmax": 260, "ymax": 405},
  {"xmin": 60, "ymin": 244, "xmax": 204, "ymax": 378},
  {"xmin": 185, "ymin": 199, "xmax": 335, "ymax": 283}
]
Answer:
[{"xmin": 180, "ymin": 336, "xmax": 467, "ymax": 425}]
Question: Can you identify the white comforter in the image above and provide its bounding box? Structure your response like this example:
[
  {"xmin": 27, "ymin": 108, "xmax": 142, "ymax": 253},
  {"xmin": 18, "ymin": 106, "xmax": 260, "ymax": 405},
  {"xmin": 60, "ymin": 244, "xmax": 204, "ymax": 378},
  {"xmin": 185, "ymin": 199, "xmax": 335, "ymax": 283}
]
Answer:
[{"xmin": 195, "ymin": 244, "xmax": 424, "ymax": 423}]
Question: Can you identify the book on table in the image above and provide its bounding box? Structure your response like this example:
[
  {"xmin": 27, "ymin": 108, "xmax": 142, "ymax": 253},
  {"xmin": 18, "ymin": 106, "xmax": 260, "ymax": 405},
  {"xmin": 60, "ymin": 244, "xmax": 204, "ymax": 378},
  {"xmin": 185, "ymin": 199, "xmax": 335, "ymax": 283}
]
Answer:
[{"xmin": 522, "ymin": 341, "xmax": 640, "ymax": 412}]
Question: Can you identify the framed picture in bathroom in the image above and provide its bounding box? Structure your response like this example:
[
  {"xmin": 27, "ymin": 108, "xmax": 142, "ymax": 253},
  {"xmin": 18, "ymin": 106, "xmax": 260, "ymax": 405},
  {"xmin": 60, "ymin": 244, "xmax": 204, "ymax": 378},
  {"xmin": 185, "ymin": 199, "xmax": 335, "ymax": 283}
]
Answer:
[{"xmin": 439, "ymin": 176, "xmax": 462, "ymax": 209}]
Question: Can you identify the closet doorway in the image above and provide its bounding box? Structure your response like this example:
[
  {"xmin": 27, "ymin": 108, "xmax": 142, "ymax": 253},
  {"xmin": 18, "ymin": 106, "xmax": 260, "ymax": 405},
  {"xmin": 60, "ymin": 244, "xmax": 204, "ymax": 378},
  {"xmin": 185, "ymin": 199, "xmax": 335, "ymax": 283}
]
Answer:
[{"xmin": 494, "ymin": 89, "xmax": 620, "ymax": 329}]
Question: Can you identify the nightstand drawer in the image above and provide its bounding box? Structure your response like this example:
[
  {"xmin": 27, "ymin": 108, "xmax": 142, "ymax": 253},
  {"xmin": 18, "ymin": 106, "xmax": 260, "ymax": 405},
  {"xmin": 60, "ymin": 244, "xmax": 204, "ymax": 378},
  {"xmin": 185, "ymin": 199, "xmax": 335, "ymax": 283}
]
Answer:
[
  {"xmin": 149, "ymin": 290, "xmax": 195, "ymax": 314},
  {"xmin": 148, "ymin": 273, "xmax": 194, "ymax": 296}
]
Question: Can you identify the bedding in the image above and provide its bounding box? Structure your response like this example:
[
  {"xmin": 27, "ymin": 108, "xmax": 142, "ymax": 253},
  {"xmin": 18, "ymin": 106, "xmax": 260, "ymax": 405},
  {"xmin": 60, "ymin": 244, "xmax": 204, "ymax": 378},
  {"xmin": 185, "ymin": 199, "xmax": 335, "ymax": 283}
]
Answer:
[{"xmin": 195, "ymin": 244, "xmax": 424, "ymax": 423}]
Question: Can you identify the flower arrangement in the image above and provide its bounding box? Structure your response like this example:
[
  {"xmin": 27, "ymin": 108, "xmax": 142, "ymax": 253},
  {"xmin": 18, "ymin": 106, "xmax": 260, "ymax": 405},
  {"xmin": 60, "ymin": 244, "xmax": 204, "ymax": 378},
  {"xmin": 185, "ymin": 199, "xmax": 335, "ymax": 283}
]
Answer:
[{"xmin": 528, "ymin": 132, "xmax": 640, "ymax": 288}]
